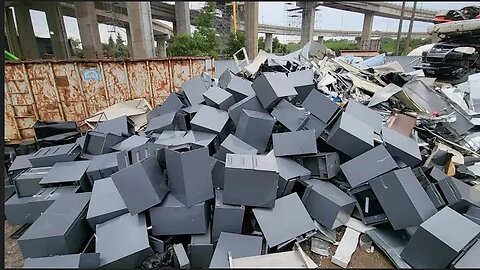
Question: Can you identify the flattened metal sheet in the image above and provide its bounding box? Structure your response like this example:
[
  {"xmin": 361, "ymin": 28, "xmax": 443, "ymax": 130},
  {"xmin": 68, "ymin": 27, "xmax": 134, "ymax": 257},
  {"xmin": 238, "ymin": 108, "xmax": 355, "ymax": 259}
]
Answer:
[{"xmin": 253, "ymin": 193, "xmax": 315, "ymax": 247}]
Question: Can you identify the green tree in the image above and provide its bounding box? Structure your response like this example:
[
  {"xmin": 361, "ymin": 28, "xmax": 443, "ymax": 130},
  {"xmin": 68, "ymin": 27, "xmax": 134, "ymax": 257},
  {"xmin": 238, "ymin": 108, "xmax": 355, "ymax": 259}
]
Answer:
[
  {"xmin": 258, "ymin": 36, "xmax": 290, "ymax": 54},
  {"xmin": 224, "ymin": 31, "xmax": 246, "ymax": 57},
  {"xmin": 167, "ymin": 34, "xmax": 202, "ymax": 56},
  {"xmin": 167, "ymin": 1, "xmax": 219, "ymax": 57},
  {"xmin": 258, "ymin": 37, "xmax": 265, "ymax": 51},
  {"xmin": 69, "ymin": 38, "xmax": 83, "ymax": 58},
  {"xmin": 114, "ymin": 33, "xmax": 129, "ymax": 58},
  {"xmin": 272, "ymin": 37, "xmax": 288, "ymax": 54},
  {"xmin": 102, "ymin": 33, "xmax": 130, "ymax": 58}
]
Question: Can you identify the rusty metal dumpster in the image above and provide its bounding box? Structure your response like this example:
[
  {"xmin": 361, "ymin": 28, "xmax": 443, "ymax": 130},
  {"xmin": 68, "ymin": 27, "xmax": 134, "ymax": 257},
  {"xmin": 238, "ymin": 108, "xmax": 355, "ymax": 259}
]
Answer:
[{"xmin": 4, "ymin": 57, "xmax": 215, "ymax": 144}]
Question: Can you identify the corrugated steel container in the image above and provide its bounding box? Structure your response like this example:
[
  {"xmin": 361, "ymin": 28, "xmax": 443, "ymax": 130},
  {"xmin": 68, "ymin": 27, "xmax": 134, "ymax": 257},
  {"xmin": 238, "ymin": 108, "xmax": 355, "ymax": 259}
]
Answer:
[{"xmin": 5, "ymin": 57, "xmax": 215, "ymax": 144}]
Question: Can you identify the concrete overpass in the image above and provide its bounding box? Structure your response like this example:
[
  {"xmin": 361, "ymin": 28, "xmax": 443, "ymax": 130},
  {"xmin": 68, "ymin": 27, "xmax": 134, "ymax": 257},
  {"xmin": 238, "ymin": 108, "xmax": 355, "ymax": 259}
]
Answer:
[
  {"xmin": 45, "ymin": 1, "xmax": 433, "ymax": 39},
  {"xmin": 317, "ymin": 1, "xmax": 437, "ymax": 23},
  {"xmin": 5, "ymin": 1, "xmax": 439, "ymax": 60},
  {"xmin": 246, "ymin": 24, "xmax": 430, "ymax": 38},
  {"xmin": 308, "ymin": 1, "xmax": 438, "ymax": 51}
]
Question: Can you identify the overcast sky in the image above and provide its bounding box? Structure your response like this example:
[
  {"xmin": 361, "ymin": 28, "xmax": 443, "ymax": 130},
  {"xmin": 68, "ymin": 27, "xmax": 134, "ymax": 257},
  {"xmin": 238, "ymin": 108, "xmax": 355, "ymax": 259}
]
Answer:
[{"xmin": 17, "ymin": 1, "xmax": 475, "ymax": 44}]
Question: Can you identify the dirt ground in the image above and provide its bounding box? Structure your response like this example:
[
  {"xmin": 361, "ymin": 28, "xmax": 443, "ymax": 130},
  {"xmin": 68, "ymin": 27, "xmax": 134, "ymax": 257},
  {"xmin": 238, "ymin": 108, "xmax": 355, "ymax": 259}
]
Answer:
[
  {"xmin": 300, "ymin": 226, "xmax": 394, "ymax": 268},
  {"xmin": 4, "ymin": 221, "xmax": 393, "ymax": 269},
  {"xmin": 4, "ymin": 222, "xmax": 24, "ymax": 268}
]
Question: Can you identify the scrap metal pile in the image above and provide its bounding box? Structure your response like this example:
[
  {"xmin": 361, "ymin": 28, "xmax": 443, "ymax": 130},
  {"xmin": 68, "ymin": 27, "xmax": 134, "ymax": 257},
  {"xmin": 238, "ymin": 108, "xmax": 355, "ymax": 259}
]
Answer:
[
  {"xmin": 4, "ymin": 41, "xmax": 480, "ymax": 269},
  {"xmin": 419, "ymin": 5, "xmax": 480, "ymax": 81}
]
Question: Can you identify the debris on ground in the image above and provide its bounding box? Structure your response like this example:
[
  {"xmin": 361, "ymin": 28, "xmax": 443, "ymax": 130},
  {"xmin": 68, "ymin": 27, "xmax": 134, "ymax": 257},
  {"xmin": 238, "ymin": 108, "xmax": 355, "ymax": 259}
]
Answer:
[{"xmin": 3, "ymin": 34, "xmax": 480, "ymax": 269}]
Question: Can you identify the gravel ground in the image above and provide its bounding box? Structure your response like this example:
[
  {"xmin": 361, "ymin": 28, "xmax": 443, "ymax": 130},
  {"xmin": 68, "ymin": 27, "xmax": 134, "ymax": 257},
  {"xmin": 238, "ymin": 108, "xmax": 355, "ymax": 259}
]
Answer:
[
  {"xmin": 4, "ymin": 221, "xmax": 393, "ymax": 268},
  {"xmin": 4, "ymin": 222, "xmax": 23, "ymax": 269}
]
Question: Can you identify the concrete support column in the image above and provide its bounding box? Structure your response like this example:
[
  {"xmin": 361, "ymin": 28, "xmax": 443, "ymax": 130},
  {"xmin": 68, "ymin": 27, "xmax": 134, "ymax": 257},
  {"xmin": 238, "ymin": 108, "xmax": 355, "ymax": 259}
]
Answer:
[
  {"xmin": 13, "ymin": 3, "xmax": 39, "ymax": 59},
  {"xmin": 265, "ymin": 33, "xmax": 273, "ymax": 53},
  {"xmin": 299, "ymin": 1, "xmax": 316, "ymax": 47},
  {"xmin": 75, "ymin": 2, "xmax": 103, "ymax": 58},
  {"xmin": 360, "ymin": 11, "xmax": 374, "ymax": 50},
  {"xmin": 355, "ymin": 36, "xmax": 362, "ymax": 47},
  {"xmin": 404, "ymin": 1, "xmax": 417, "ymax": 55},
  {"xmin": 127, "ymin": 2, "xmax": 155, "ymax": 59},
  {"xmin": 44, "ymin": 2, "xmax": 70, "ymax": 59},
  {"xmin": 125, "ymin": 26, "xmax": 133, "ymax": 58},
  {"xmin": 175, "ymin": 2, "xmax": 191, "ymax": 35},
  {"xmin": 4, "ymin": 7, "xmax": 22, "ymax": 58},
  {"xmin": 244, "ymin": 1, "xmax": 259, "ymax": 60},
  {"xmin": 155, "ymin": 35, "xmax": 168, "ymax": 58},
  {"xmin": 395, "ymin": 1, "xmax": 406, "ymax": 55}
]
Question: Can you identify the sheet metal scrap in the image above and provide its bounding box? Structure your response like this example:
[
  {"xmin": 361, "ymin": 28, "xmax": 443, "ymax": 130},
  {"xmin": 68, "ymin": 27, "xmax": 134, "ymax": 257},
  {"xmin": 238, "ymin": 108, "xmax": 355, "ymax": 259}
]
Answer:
[{"xmin": 6, "ymin": 38, "xmax": 480, "ymax": 269}]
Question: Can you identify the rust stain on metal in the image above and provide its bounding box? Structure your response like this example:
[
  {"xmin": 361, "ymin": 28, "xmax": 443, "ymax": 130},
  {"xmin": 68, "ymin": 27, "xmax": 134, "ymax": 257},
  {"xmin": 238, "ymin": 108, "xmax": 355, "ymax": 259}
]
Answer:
[
  {"xmin": 48, "ymin": 63, "xmax": 67, "ymax": 121},
  {"xmin": 54, "ymin": 76, "xmax": 70, "ymax": 87},
  {"xmin": 77, "ymin": 62, "xmax": 109, "ymax": 119},
  {"xmin": 149, "ymin": 60, "xmax": 172, "ymax": 104},
  {"xmin": 146, "ymin": 61, "xmax": 155, "ymax": 107},
  {"xmin": 99, "ymin": 62, "xmax": 111, "ymax": 107},
  {"xmin": 126, "ymin": 62, "xmax": 151, "ymax": 102},
  {"xmin": 123, "ymin": 61, "xmax": 132, "ymax": 100},
  {"xmin": 172, "ymin": 59, "xmax": 192, "ymax": 91},
  {"xmin": 73, "ymin": 62, "xmax": 90, "ymax": 125},
  {"xmin": 4, "ymin": 92, "xmax": 22, "ymax": 141},
  {"xmin": 27, "ymin": 63, "xmax": 63, "ymax": 121},
  {"xmin": 5, "ymin": 57, "xmax": 213, "ymax": 144},
  {"xmin": 192, "ymin": 60, "xmax": 206, "ymax": 77},
  {"xmin": 102, "ymin": 62, "xmax": 130, "ymax": 105}
]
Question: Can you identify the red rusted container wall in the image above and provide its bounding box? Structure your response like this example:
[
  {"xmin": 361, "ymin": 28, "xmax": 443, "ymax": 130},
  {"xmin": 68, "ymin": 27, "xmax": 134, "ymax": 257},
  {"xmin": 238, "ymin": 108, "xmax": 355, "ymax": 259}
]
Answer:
[{"xmin": 4, "ymin": 57, "xmax": 215, "ymax": 144}]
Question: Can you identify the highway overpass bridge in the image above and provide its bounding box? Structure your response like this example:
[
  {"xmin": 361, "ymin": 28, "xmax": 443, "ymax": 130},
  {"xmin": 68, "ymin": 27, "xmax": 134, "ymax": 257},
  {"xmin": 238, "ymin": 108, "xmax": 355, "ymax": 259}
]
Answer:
[{"xmin": 4, "ymin": 1, "xmax": 438, "ymax": 60}]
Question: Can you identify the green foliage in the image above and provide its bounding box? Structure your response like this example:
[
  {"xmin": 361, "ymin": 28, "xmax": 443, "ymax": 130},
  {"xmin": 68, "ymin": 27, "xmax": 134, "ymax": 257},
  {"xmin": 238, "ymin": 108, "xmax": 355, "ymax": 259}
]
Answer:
[
  {"xmin": 258, "ymin": 37, "xmax": 265, "ymax": 51},
  {"xmin": 167, "ymin": 34, "xmax": 202, "ymax": 56},
  {"xmin": 224, "ymin": 31, "xmax": 246, "ymax": 57},
  {"xmin": 380, "ymin": 37, "xmax": 432, "ymax": 55},
  {"xmin": 257, "ymin": 36, "xmax": 288, "ymax": 54},
  {"xmin": 286, "ymin": 42, "xmax": 301, "ymax": 53},
  {"xmin": 167, "ymin": 1, "xmax": 219, "ymax": 58},
  {"xmin": 69, "ymin": 38, "xmax": 83, "ymax": 58},
  {"xmin": 272, "ymin": 37, "xmax": 288, "ymax": 54},
  {"xmin": 323, "ymin": 39, "xmax": 359, "ymax": 52},
  {"xmin": 102, "ymin": 33, "xmax": 129, "ymax": 58}
]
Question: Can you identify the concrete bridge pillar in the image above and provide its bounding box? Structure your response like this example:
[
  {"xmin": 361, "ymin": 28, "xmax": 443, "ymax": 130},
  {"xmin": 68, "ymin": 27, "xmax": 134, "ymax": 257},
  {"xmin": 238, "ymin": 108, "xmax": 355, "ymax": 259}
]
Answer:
[
  {"xmin": 75, "ymin": 2, "xmax": 104, "ymax": 58},
  {"xmin": 175, "ymin": 2, "xmax": 191, "ymax": 35},
  {"xmin": 245, "ymin": 2, "xmax": 259, "ymax": 60},
  {"xmin": 13, "ymin": 3, "xmax": 40, "ymax": 59},
  {"xmin": 4, "ymin": 7, "xmax": 22, "ymax": 58},
  {"xmin": 360, "ymin": 11, "xmax": 374, "ymax": 50},
  {"xmin": 126, "ymin": 26, "xmax": 133, "ymax": 58},
  {"xmin": 265, "ymin": 33, "xmax": 273, "ymax": 53},
  {"xmin": 44, "ymin": 2, "xmax": 71, "ymax": 59},
  {"xmin": 155, "ymin": 35, "xmax": 169, "ymax": 58},
  {"xmin": 299, "ymin": 1, "xmax": 316, "ymax": 46},
  {"xmin": 127, "ymin": 2, "xmax": 155, "ymax": 59}
]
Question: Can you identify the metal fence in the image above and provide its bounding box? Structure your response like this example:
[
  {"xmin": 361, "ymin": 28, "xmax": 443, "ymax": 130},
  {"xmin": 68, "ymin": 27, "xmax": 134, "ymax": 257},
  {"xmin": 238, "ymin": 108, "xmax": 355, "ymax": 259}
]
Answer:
[{"xmin": 4, "ymin": 57, "xmax": 215, "ymax": 143}]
